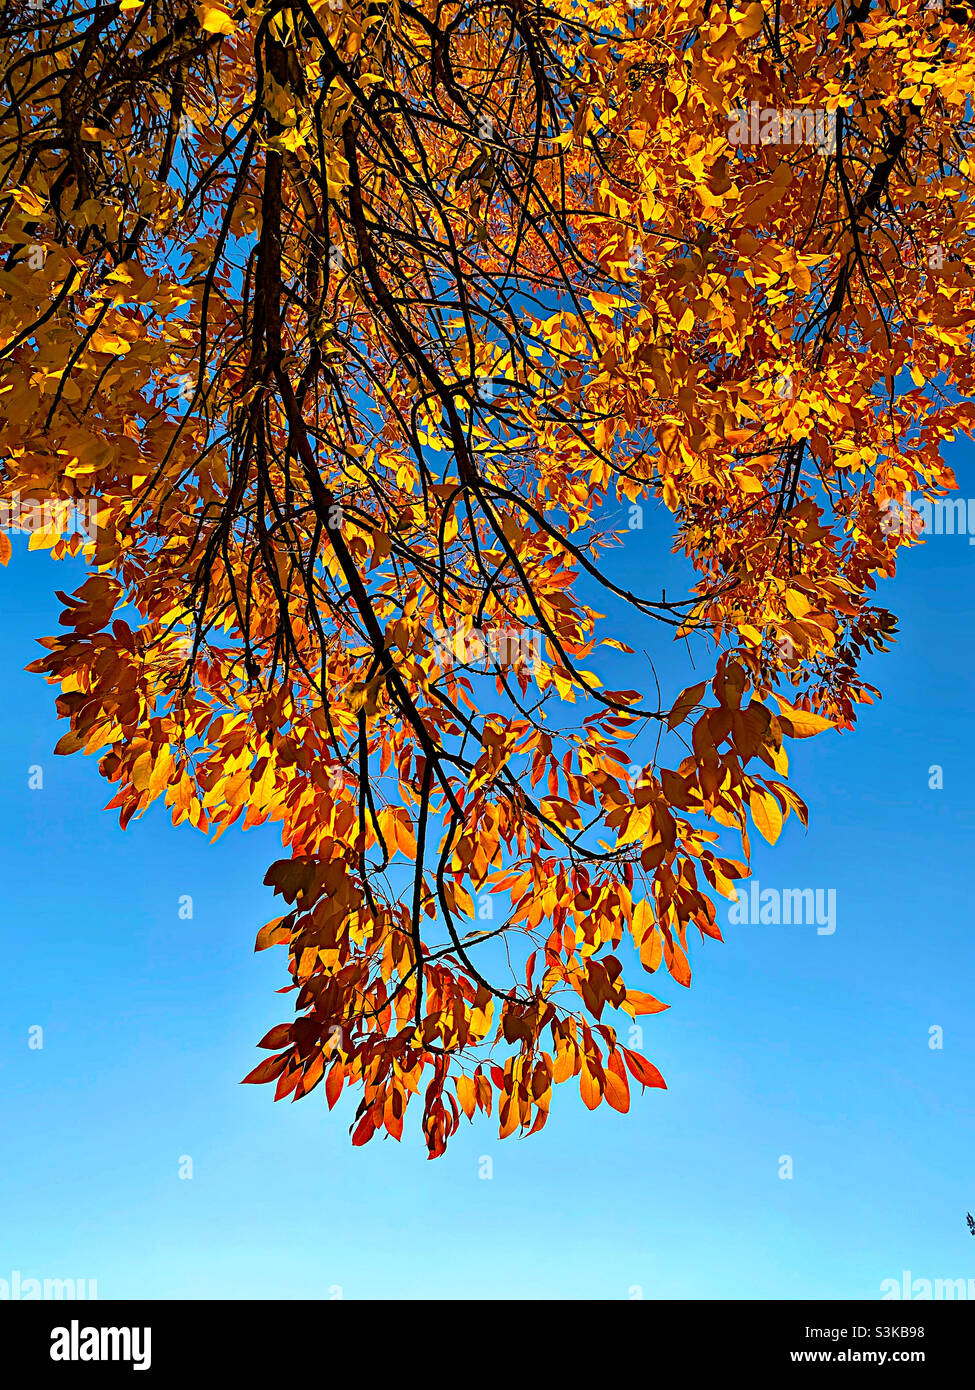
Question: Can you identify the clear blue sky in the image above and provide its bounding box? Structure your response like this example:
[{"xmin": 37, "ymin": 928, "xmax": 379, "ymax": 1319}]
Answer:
[{"xmin": 1, "ymin": 476, "xmax": 973, "ymax": 1300}]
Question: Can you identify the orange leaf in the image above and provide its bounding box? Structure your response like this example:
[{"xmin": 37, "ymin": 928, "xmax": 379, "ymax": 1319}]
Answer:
[
  {"xmin": 604, "ymin": 1051, "xmax": 630, "ymax": 1113},
  {"xmin": 668, "ymin": 680, "xmax": 706, "ymax": 729},
  {"xmin": 579, "ymin": 1064, "xmax": 602, "ymax": 1110},
  {"xmin": 241, "ymin": 1053, "xmax": 289, "ymax": 1085},
  {"xmin": 325, "ymin": 1061, "xmax": 344, "ymax": 1110}
]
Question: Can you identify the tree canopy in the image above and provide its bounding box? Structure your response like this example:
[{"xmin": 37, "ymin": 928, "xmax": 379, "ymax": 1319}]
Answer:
[{"xmin": 2, "ymin": 0, "xmax": 972, "ymax": 1154}]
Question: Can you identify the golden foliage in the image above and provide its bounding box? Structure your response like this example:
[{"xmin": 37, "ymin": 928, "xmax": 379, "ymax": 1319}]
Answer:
[{"xmin": 2, "ymin": 0, "xmax": 972, "ymax": 1153}]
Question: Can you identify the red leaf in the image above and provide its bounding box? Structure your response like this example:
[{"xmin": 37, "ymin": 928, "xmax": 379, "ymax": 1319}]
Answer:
[
  {"xmin": 241, "ymin": 1052, "xmax": 289, "ymax": 1085},
  {"xmin": 274, "ymin": 1065, "xmax": 301, "ymax": 1102},
  {"xmin": 351, "ymin": 1110, "xmax": 377, "ymax": 1146},
  {"xmin": 257, "ymin": 1023, "xmax": 293, "ymax": 1050},
  {"xmin": 622, "ymin": 1049, "xmax": 667, "ymax": 1091}
]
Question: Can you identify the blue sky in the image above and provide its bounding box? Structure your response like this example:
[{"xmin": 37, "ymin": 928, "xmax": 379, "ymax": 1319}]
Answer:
[{"xmin": 1, "ymin": 480, "xmax": 973, "ymax": 1301}]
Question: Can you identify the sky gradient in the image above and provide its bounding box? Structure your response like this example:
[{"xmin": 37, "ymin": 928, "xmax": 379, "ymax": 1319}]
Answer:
[{"xmin": 1, "ymin": 482, "xmax": 973, "ymax": 1301}]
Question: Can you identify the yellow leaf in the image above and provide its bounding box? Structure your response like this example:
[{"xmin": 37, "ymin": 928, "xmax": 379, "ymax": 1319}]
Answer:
[
  {"xmin": 197, "ymin": 4, "xmax": 235, "ymax": 34},
  {"xmin": 28, "ymin": 527, "xmax": 61, "ymax": 552},
  {"xmin": 783, "ymin": 589, "xmax": 812, "ymax": 619},
  {"xmin": 735, "ymin": 3, "xmax": 765, "ymax": 39},
  {"xmin": 733, "ymin": 468, "xmax": 764, "ymax": 494},
  {"xmin": 773, "ymin": 695, "xmax": 836, "ymax": 738},
  {"xmin": 631, "ymin": 898, "xmax": 654, "ymax": 945},
  {"xmin": 749, "ymin": 788, "xmax": 783, "ymax": 845},
  {"xmin": 89, "ymin": 330, "xmax": 131, "ymax": 355},
  {"xmin": 10, "ymin": 186, "xmax": 46, "ymax": 216}
]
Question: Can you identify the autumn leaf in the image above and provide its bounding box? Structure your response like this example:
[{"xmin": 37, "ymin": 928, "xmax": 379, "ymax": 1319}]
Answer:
[
  {"xmin": 749, "ymin": 788, "xmax": 784, "ymax": 846},
  {"xmin": 241, "ymin": 1054, "xmax": 290, "ymax": 1085},
  {"xmin": 668, "ymin": 681, "xmax": 707, "ymax": 729},
  {"xmin": 263, "ymin": 858, "xmax": 319, "ymax": 904},
  {"xmin": 196, "ymin": 4, "xmax": 235, "ymax": 34},
  {"xmin": 735, "ymin": 3, "xmax": 766, "ymax": 40},
  {"xmin": 621, "ymin": 1050, "xmax": 667, "ymax": 1091},
  {"xmin": 774, "ymin": 695, "xmax": 837, "ymax": 739}
]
